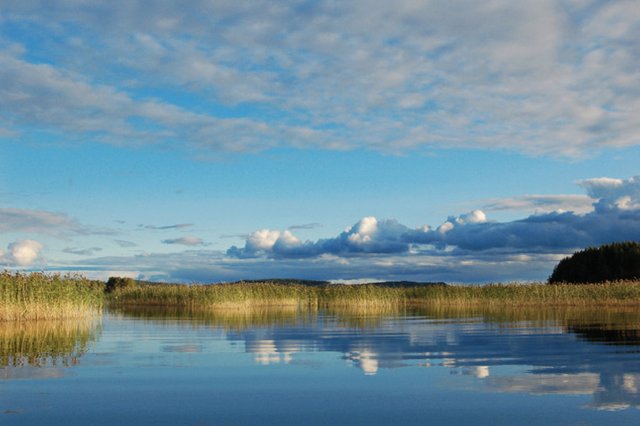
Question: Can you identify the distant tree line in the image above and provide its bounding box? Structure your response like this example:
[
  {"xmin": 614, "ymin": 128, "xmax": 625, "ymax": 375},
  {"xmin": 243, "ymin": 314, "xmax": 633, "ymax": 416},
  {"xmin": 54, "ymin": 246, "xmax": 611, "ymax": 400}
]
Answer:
[{"xmin": 549, "ymin": 241, "xmax": 640, "ymax": 284}]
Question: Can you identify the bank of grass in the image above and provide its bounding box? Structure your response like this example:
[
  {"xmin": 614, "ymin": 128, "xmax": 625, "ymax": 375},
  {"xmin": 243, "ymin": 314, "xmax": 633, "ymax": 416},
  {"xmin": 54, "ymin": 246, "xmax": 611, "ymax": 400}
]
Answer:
[
  {"xmin": 4, "ymin": 272, "xmax": 640, "ymax": 320},
  {"xmin": 404, "ymin": 281, "xmax": 640, "ymax": 307},
  {"xmin": 110, "ymin": 282, "xmax": 319, "ymax": 309},
  {"xmin": 0, "ymin": 272, "xmax": 104, "ymax": 321},
  {"xmin": 109, "ymin": 280, "xmax": 640, "ymax": 309}
]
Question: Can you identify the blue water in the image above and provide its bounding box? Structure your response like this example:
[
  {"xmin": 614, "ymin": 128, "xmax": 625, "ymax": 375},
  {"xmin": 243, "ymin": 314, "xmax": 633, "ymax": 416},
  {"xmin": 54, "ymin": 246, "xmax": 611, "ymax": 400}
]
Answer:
[{"xmin": 2, "ymin": 308, "xmax": 640, "ymax": 425}]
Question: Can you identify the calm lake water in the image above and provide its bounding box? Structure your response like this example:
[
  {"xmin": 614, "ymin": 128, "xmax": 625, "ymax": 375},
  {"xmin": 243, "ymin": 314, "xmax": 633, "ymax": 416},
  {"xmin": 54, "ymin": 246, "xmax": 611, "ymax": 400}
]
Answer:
[{"xmin": 3, "ymin": 306, "xmax": 640, "ymax": 425}]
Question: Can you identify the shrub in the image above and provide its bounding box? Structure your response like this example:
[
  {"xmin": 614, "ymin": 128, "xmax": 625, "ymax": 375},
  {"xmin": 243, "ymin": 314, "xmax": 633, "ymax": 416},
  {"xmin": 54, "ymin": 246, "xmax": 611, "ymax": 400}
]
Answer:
[
  {"xmin": 106, "ymin": 276, "xmax": 137, "ymax": 293},
  {"xmin": 549, "ymin": 242, "xmax": 640, "ymax": 284}
]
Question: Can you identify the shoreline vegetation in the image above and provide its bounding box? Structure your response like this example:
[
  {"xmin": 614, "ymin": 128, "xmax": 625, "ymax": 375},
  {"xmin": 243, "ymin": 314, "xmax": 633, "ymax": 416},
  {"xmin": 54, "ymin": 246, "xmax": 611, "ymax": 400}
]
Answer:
[
  {"xmin": 0, "ymin": 272, "xmax": 104, "ymax": 321},
  {"xmin": 110, "ymin": 280, "xmax": 640, "ymax": 309},
  {"xmin": 3, "ymin": 272, "xmax": 640, "ymax": 321}
]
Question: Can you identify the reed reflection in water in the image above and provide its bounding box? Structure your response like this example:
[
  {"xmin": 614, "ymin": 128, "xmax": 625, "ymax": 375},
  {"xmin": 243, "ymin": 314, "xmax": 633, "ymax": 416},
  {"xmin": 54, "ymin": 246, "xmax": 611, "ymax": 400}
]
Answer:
[
  {"xmin": 115, "ymin": 304, "xmax": 640, "ymax": 411},
  {"xmin": 4, "ymin": 304, "xmax": 640, "ymax": 424},
  {"xmin": 0, "ymin": 318, "xmax": 101, "ymax": 378}
]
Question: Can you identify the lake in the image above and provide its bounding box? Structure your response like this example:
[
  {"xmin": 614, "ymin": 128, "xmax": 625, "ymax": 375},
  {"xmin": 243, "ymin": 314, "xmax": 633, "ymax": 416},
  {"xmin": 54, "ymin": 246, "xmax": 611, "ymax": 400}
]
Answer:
[{"xmin": 2, "ymin": 306, "xmax": 640, "ymax": 425}]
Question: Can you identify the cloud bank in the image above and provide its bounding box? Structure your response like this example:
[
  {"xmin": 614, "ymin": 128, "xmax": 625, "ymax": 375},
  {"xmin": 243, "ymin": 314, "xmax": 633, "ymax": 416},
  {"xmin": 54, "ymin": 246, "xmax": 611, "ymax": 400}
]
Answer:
[
  {"xmin": 229, "ymin": 176, "xmax": 640, "ymax": 258},
  {"xmin": 21, "ymin": 176, "xmax": 640, "ymax": 283}
]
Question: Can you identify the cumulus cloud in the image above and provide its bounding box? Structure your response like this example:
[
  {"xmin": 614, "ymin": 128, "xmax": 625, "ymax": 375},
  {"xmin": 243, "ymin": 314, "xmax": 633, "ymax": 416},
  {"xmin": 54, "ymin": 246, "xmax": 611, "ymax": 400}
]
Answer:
[
  {"xmin": 1, "ymin": 240, "xmax": 44, "ymax": 266},
  {"xmin": 580, "ymin": 176, "xmax": 640, "ymax": 211},
  {"xmin": 162, "ymin": 236, "xmax": 206, "ymax": 246},
  {"xmin": 0, "ymin": 1, "xmax": 639, "ymax": 157},
  {"xmin": 228, "ymin": 217, "xmax": 412, "ymax": 258}
]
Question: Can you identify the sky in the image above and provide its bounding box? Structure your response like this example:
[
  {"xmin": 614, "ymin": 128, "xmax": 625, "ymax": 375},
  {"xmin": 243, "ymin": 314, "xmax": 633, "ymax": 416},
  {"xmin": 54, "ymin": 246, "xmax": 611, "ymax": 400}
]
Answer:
[{"xmin": 1, "ymin": 0, "xmax": 639, "ymax": 283}]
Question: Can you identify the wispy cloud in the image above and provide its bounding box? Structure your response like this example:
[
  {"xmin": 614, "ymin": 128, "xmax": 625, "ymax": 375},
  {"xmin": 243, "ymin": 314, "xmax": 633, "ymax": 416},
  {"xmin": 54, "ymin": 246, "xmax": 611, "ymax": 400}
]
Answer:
[
  {"xmin": 0, "ymin": 207, "xmax": 113, "ymax": 236},
  {"xmin": 62, "ymin": 247, "xmax": 103, "ymax": 256},
  {"xmin": 1, "ymin": 1, "xmax": 638, "ymax": 157},
  {"xmin": 143, "ymin": 223, "xmax": 193, "ymax": 231},
  {"xmin": 161, "ymin": 236, "xmax": 206, "ymax": 246},
  {"xmin": 288, "ymin": 223, "xmax": 323, "ymax": 231},
  {"xmin": 481, "ymin": 195, "xmax": 594, "ymax": 214},
  {"xmin": 114, "ymin": 240, "xmax": 138, "ymax": 248}
]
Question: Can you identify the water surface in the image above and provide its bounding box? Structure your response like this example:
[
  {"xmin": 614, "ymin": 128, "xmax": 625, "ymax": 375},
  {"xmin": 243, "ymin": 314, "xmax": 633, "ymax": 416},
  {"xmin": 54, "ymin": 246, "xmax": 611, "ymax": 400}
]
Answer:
[{"xmin": 2, "ymin": 306, "xmax": 640, "ymax": 425}]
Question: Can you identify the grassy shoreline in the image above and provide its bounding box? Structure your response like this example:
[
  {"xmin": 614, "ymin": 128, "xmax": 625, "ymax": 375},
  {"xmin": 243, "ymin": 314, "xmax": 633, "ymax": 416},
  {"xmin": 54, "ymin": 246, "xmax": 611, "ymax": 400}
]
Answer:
[
  {"xmin": 0, "ymin": 272, "xmax": 104, "ymax": 321},
  {"xmin": 109, "ymin": 280, "xmax": 640, "ymax": 309},
  {"xmin": 3, "ymin": 272, "xmax": 640, "ymax": 320}
]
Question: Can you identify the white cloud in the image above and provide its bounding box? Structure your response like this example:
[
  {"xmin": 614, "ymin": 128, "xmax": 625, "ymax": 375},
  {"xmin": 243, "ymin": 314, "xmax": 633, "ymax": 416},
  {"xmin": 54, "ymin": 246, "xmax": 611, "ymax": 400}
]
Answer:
[
  {"xmin": 579, "ymin": 175, "xmax": 640, "ymax": 211},
  {"xmin": 1, "ymin": 240, "xmax": 44, "ymax": 266},
  {"xmin": 247, "ymin": 229, "xmax": 282, "ymax": 251}
]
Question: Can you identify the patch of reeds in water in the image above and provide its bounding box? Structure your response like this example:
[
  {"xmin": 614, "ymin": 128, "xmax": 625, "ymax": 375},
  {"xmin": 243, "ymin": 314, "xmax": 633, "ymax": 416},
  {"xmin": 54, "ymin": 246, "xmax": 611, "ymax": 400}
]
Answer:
[
  {"xmin": 0, "ymin": 318, "xmax": 101, "ymax": 367},
  {"xmin": 407, "ymin": 281, "xmax": 640, "ymax": 307},
  {"xmin": 111, "ymin": 282, "xmax": 319, "ymax": 309},
  {"xmin": 110, "ymin": 280, "xmax": 640, "ymax": 310},
  {"xmin": 0, "ymin": 272, "xmax": 104, "ymax": 321}
]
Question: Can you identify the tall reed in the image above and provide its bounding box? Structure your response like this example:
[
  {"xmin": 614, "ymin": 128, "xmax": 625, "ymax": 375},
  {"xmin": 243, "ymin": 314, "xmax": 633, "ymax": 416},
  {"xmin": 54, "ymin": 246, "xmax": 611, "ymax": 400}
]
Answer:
[
  {"xmin": 0, "ymin": 272, "xmax": 104, "ymax": 321},
  {"xmin": 110, "ymin": 280, "xmax": 640, "ymax": 310}
]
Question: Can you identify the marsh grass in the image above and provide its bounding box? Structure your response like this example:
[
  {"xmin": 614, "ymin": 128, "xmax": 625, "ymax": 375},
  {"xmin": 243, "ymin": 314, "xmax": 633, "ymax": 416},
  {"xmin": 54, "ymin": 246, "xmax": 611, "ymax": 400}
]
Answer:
[
  {"xmin": 0, "ymin": 318, "xmax": 101, "ymax": 367},
  {"xmin": 110, "ymin": 280, "xmax": 640, "ymax": 310},
  {"xmin": 408, "ymin": 281, "xmax": 640, "ymax": 307},
  {"xmin": 111, "ymin": 282, "xmax": 319, "ymax": 309},
  {"xmin": 0, "ymin": 272, "xmax": 104, "ymax": 321}
]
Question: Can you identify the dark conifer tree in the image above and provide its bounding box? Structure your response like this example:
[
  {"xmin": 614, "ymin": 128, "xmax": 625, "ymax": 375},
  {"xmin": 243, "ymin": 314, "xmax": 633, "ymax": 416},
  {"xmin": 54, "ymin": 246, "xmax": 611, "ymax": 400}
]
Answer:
[{"xmin": 549, "ymin": 242, "xmax": 640, "ymax": 283}]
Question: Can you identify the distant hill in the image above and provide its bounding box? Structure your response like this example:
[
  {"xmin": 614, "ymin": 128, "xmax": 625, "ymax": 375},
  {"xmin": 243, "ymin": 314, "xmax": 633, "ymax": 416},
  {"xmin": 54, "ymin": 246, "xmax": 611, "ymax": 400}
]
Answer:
[
  {"xmin": 230, "ymin": 279, "xmax": 330, "ymax": 286},
  {"xmin": 228, "ymin": 279, "xmax": 446, "ymax": 287},
  {"xmin": 355, "ymin": 281, "xmax": 447, "ymax": 288},
  {"xmin": 109, "ymin": 277, "xmax": 448, "ymax": 288},
  {"xmin": 549, "ymin": 241, "xmax": 640, "ymax": 284}
]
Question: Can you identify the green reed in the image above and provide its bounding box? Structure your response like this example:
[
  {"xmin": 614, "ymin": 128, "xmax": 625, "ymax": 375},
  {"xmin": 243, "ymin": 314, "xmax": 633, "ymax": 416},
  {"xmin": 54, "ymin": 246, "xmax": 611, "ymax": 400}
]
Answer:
[
  {"xmin": 405, "ymin": 281, "xmax": 640, "ymax": 307},
  {"xmin": 0, "ymin": 272, "xmax": 104, "ymax": 321},
  {"xmin": 110, "ymin": 282, "xmax": 319, "ymax": 308},
  {"xmin": 110, "ymin": 280, "xmax": 640, "ymax": 310}
]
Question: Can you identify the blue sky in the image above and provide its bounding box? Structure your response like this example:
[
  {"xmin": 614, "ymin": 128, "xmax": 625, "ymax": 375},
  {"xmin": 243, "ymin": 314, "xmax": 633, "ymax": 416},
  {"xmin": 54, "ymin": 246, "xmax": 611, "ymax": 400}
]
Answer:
[{"xmin": 1, "ymin": 0, "xmax": 639, "ymax": 283}]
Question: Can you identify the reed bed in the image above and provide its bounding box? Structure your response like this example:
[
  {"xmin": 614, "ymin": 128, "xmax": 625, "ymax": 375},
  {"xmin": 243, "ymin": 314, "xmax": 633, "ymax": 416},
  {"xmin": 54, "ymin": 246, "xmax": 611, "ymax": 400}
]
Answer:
[
  {"xmin": 0, "ymin": 272, "xmax": 104, "ymax": 321},
  {"xmin": 405, "ymin": 281, "xmax": 640, "ymax": 307},
  {"xmin": 110, "ymin": 280, "xmax": 640, "ymax": 310},
  {"xmin": 110, "ymin": 282, "xmax": 319, "ymax": 309}
]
